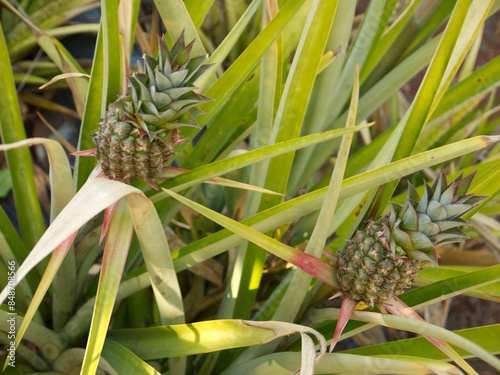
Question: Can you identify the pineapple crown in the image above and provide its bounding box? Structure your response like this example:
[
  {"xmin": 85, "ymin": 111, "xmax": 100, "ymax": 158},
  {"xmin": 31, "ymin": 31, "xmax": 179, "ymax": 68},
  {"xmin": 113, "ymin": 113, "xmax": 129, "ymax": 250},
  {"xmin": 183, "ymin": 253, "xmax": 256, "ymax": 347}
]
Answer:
[
  {"xmin": 113, "ymin": 31, "xmax": 212, "ymax": 142},
  {"xmin": 385, "ymin": 170, "xmax": 487, "ymax": 265}
]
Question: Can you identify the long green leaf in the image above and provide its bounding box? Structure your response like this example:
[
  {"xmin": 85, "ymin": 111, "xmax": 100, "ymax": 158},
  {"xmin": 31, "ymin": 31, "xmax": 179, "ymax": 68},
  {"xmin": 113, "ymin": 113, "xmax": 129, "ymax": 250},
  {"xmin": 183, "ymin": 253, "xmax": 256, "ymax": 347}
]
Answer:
[
  {"xmin": 153, "ymin": 124, "xmax": 372, "ymax": 200},
  {"xmin": 74, "ymin": 28, "xmax": 103, "ymax": 189},
  {"xmin": 416, "ymin": 266, "xmax": 500, "ymax": 302},
  {"xmin": 154, "ymin": 0, "xmax": 205, "ymax": 56},
  {"xmin": 289, "ymin": 0, "xmax": 387, "ymax": 191},
  {"xmin": 263, "ymin": 0, "xmax": 338, "ymax": 195},
  {"xmin": 184, "ymin": 66, "xmax": 261, "ymax": 168},
  {"xmin": 62, "ymin": 136, "xmax": 498, "ymax": 346},
  {"xmin": 307, "ymin": 307, "xmax": 500, "ymax": 371},
  {"xmin": 360, "ymin": 0, "xmax": 443, "ymax": 89},
  {"xmin": 375, "ymin": 0, "xmax": 494, "ymax": 217},
  {"xmin": 81, "ymin": 198, "xmax": 134, "ymax": 374},
  {"xmin": 101, "ymin": 0, "xmax": 123, "ymax": 108},
  {"xmin": 169, "ymin": 136, "xmax": 498, "ymax": 271},
  {"xmin": 195, "ymin": 0, "xmax": 261, "ymax": 92},
  {"xmin": 289, "ymin": 28, "xmax": 440, "ymax": 193},
  {"xmin": 102, "ymin": 340, "xmax": 162, "ymax": 375},
  {"xmin": 224, "ymin": 0, "xmax": 282, "ymax": 322},
  {"xmin": 75, "ymin": 1, "xmax": 122, "ymax": 189},
  {"xmin": 240, "ymin": 63, "xmax": 358, "ymax": 362},
  {"xmin": 221, "ymin": 353, "xmax": 461, "ymax": 375},
  {"xmin": 184, "ymin": 0, "xmax": 214, "ymax": 29},
  {"xmin": 0, "ymin": 22, "xmax": 45, "ymax": 251},
  {"xmin": 182, "ymin": 0, "xmax": 311, "ymax": 170},
  {"xmin": 227, "ymin": 0, "xmax": 339, "ymax": 324},
  {"xmin": 4, "ymin": 0, "xmax": 97, "ymax": 62},
  {"xmin": 276, "ymin": 64, "xmax": 358, "ymax": 322},
  {"xmin": 128, "ymin": 194, "xmax": 184, "ymax": 326},
  {"xmin": 108, "ymin": 320, "xmax": 326, "ymax": 361},
  {"xmin": 162, "ymin": 188, "xmax": 339, "ymax": 288},
  {"xmin": 345, "ymin": 324, "xmax": 500, "ymax": 364},
  {"xmin": 36, "ymin": 34, "xmax": 88, "ymax": 112},
  {"xmin": 193, "ymin": 0, "xmax": 307, "ymax": 126}
]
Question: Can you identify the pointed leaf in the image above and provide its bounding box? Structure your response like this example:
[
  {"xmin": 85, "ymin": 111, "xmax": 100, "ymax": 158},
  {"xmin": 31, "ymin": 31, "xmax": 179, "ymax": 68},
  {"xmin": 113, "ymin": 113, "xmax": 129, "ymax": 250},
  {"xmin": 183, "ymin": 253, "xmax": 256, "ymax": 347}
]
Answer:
[
  {"xmin": 416, "ymin": 183, "xmax": 431, "ymax": 213},
  {"xmin": 330, "ymin": 297, "xmax": 357, "ymax": 352},
  {"xmin": 401, "ymin": 203, "xmax": 418, "ymax": 231},
  {"xmin": 427, "ymin": 200, "xmax": 447, "ymax": 221},
  {"xmin": 404, "ymin": 248, "xmax": 437, "ymax": 264},
  {"xmin": 109, "ymin": 320, "xmax": 326, "ymax": 360},
  {"xmin": 0, "ymin": 32, "xmax": 46, "ymax": 250},
  {"xmin": 434, "ymin": 219, "xmax": 467, "ymax": 232},
  {"xmin": 155, "ymin": 69, "xmax": 174, "ymax": 91},
  {"xmin": 102, "ymin": 340, "xmax": 162, "ymax": 375},
  {"xmin": 81, "ymin": 198, "xmax": 134, "ymax": 374},
  {"xmin": 128, "ymin": 195, "xmax": 184, "ymax": 325},
  {"xmin": 0, "ymin": 177, "xmax": 145, "ymax": 306},
  {"xmin": 154, "ymin": 123, "xmax": 373, "ymax": 197},
  {"xmin": 383, "ymin": 298, "xmax": 489, "ymax": 374},
  {"xmin": 3, "ymin": 231, "xmax": 77, "ymax": 370},
  {"xmin": 416, "ymin": 213, "xmax": 441, "ymax": 236},
  {"xmin": 167, "ymin": 69, "xmax": 189, "ymax": 87},
  {"xmin": 161, "ymin": 188, "xmax": 340, "ymax": 289},
  {"xmin": 407, "ymin": 230, "xmax": 435, "ymax": 251},
  {"xmin": 443, "ymin": 203, "xmax": 476, "ymax": 219}
]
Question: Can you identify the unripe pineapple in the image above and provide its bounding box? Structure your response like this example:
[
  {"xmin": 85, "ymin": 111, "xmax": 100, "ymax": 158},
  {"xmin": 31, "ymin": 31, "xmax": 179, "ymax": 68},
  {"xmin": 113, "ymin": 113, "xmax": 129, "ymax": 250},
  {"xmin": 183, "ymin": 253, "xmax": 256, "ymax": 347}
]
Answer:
[
  {"xmin": 93, "ymin": 32, "xmax": 211, "ymax": 185},
  {"xmin": 336, "ymin": 171, "xmax": 485, "ymax": 307}
]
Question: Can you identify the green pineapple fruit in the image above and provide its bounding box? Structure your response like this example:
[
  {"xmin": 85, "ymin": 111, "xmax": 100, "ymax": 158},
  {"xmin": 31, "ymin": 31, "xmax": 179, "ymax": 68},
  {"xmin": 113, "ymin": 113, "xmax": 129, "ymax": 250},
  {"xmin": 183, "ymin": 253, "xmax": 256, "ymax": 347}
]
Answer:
[
  {"xmin": 336, "ymin": 171, "xmax": 485, "ymax": 307},
  {"xmin": 93, "ymin": 32, "xmax": 212, "ymax": 185}
]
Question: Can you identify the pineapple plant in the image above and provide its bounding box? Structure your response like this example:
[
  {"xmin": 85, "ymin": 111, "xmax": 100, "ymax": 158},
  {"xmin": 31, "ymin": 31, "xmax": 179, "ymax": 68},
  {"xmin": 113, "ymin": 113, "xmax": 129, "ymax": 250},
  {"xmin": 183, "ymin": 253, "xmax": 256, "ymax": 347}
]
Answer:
[
  {"xmin": 336, "ymin": 171, "xmax": 486, "ymax": 308},
  {"xmin": 93, "ymin": 32, "xmax": 212, "ymax": 185},
  {"xmin": 2, "ymin": 0, "xmax": 500, "ymax": 373}
]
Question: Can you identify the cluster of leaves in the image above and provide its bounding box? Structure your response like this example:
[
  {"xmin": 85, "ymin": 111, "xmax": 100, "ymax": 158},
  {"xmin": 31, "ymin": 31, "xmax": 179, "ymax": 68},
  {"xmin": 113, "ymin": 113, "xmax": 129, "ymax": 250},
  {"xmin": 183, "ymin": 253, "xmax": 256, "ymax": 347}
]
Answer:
[{"xmin": 1, "ymin": 0, "xmax": 500, "ymax": 374}]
